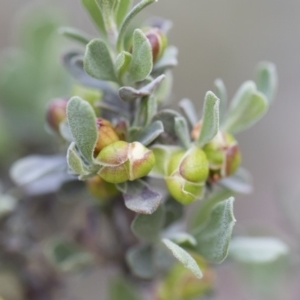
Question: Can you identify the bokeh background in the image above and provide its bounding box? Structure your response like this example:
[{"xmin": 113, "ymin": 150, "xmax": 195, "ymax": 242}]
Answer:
[{"xmin": 1, "ymin": 0, "xmax": 300, "ymax": 299}]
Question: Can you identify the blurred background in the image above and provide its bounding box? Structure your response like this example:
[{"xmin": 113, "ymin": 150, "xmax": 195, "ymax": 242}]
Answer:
[{"xmin": 1, "ymin": 0, "xmax": 300, "ymax": 299}]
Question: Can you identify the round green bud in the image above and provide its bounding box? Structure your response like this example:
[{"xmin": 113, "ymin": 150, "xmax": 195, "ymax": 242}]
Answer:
[
  {"xmin": 165, "ymin": 147, "xmax": 209, "ymax": 204},
  {"xmin": 96, "ymin": 141, "xmax": 155, "ymax": 184},
  {"xmin": 46, "ymin": 98, "xmax": 68, "ymax": 133}
]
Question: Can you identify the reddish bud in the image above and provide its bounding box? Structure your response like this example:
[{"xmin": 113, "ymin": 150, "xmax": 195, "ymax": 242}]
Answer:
[{"xmin": 46, "ymin": 98, "xmax": 68, "ymax": 133}]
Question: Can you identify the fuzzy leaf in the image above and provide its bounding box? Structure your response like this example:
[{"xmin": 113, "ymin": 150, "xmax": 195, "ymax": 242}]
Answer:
[
  {"xmin": 81, "ymin": 0, "xmax": 106, "ymax": 35},
  {"xmin": 179, "ymin": 98, "xmax": 198, "ymax": 126},
  {"xmin": 162, "ymin": 239, "xmax": 203, "ymax": 279},
  {"xmin": 126, "ymin": 244, "xmax": 155, "ymax": 279},
  {"xmin": 131, "ymin": 204, "xmax": 164, "ymax": 242},
  {"xmin": 154, "ymin": 70, "xmax": 173, "ymax": 104},
  {"xmin": 193, "ymin": 197, "xmax": 236, "ymax": 263},
  {"xmin": 169, "ymin": 233, "xmax": 197, "ymax": 249},
  {"xmin": 115, "ymin": 51, "xmax": 132, "ymax": 79},
  {"xmin": 84, "ymin": 39, "xmax": 117, "ymax": 82},
  {"xmin": 164, "ymin": 196, "xmax": 184, "ymax": 227},
  {"xmin": 224, "ymin": 81, "xmax": 268, "ymax": 134},
  {"xmin": 109, "ymin": 277, "xmax": 140, "ymax": 300},
  {"xmin": 153, "ymin": 46, "xmax": 178, "ymax": 73},
  {"xmin": 67, "ymin": 143, "xmax": 89, "ymax": 176},
  {"xmin": 115, "ymin": 0, "xmax": 132, "ymax": 27},
  {"xmin": 229, "ymin": 237, "xmax": 289, "ymax": 264},
  {"xmin": 128, "ymin": 29, "xmax": 153, "ymax": 82},
  {"xmin": 197, "ymin": 91, "xmax": 220, "ymax": 147},
  {"xmin": 174, "ymin": 117, "xmax": 191, "ymax": 149},
  {"xmin": 118, "ymin": 180, "xmax": 162, "ymax": 214},
  {"xmin": 67, "ymin": 97, "xmax": 97, "ymax": 164},
  {"xmin": 214, "ymin": 79, "xmax": 227, "ymax": 125},
  {"xmin": 135, "ymin": 121, "xmax": 164, "ymax": 146},
  {"xmin": 58, "ymin": 27, "xmax": 90, "ymax": 45},
  {"xmin": 255, "ymin": 61, "xmax": 278, "ymax": 104}
]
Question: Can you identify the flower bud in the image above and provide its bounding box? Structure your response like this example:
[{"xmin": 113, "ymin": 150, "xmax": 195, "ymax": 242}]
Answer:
[
  {"xmin": 94, "ymin": 118, "xmax": 120, "ymax": 156},
  {"xmin": 96, "ymin": 141, "xmax": 155, "ymax": 184},
  {"xmin": 46, "ymin": 98, "xmax": 68, "ymax": 133},
  {"xmin": 86, "ymin": 175, "xmax": 119, "ymax": 202},
  {"xmin": 143, "ymin": 27, "xmax": 168, "ymax": 62},
  {"xmin": 202, "ymin": 132, "xmax": 241, "ymax": 182},
  {"xmin": 165, "ymin": 147, "xmax": 209, "ymax": 205}
]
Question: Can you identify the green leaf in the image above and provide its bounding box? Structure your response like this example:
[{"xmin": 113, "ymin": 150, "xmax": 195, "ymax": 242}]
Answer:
[
  {"xmin": 197, "ymin": 91, "xmax": 220, "ymax": 147},
  {"xmin": 115, "ymin": 0, "xmax": 132, "ymax": 27},
  {"xmin": 131, "ymin": 204, "xmax": 165, "ymax": 242},
  {"xmin": 229, "ymin": 237, "xmax": 289, "ymax": 264},
  {"xmin": 255, "ymin": 61, "xmax": 278, "ymax": 104},
  {"xmin": 128, "ymin": 29, "xmax": 153, "ymax": 82},
  {"xmin": 179, "ymin": 98, "xmax": 198, "ymax": 126},
  {"xmin": 168, "ymin": 233, "xmax": 197, "ymax": 249},
  {"xmin": 126, "ymin": 244, "xmax": 155, "ymax": 279},
  {"xmin": 117, "ymin": 0, "xmax": 157, "ymax": 51},
  {"xmin": 153, "ymin": 46, "xmax": 178, "ymax": 73},
  {"xmin": 81, "ymin": 0, "xmax": 106, "ymax": 36},
  {"xmin": 220, "ymin": 167, "xmax": 253, "ymax": 194},
  {"xmin": 162, "ymin": 239, "xmax": 203, "ymax": 279},
  {"xmin": 115, "ymin": 51, "xmax": 132, "ymax": 80},
  {"xmin": 58, "ymin": 27, "xmax": 90, "ymax": 45},
  {"xmin": 109, "ymin": 277, "xmax": 140, "ymax": 300},
  {"xmin": 118, "ymin": 180, "xmax": 162, "ymax": 214},
  {"xmin": 135, "ymin": 121, "xmax": 164, "ymax": 146},
  {"xmin": 214, "ymin": 79, "xmax": 227, "ymax": 125},
  {"xmin": 193, "ymin": 197, "xmax": 236, "ymax": 263},
  {"xmin": 174, "ymin": 117, "xmax": 191, "ymax": 149},
  {"xmin": 67, "ymin": 97, "xmax": 98, "ymax": 164},
  {"xmin": 164, "ymin": 196, "xmax": 184, "ymax": 227},
  {"xmin": 67, "ymin": 143, "xmax": 89, "ymax": 176},
  {"xmin": 154, "ymin": 70, "xmax": 173, "ymax": 104},
  {"xmin": 84, "ymin": 39, "xmax": 118, "ymax": 82},
  {"xmin": 224, "ymin": 81, "xmax": 268, "ymax": 134}
]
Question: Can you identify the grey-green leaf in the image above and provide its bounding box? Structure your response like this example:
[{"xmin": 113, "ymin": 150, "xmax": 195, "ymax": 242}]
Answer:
[
  {"xmin": 131, "ymin": 204, "xmax": 164, "ymax": 242},
  {"xmin": 229, "ymin": 237, "xmax": 289, "ymax": 264},
  {"xmin": 115, "ymin": 0, "xmax": 132, "ymax": 27},
  {"xmin": 179, "ymin": 98, "xmax": 198, "ymax": 126},
  {"xmin": 224, "ymin": 81, "xmax": 268, "ymax": 134},
  {"xmin": 153, "ymin": 46, "xmax": 178, "ymax": 73},
  {"xmin": 84, "ymin": 39, "xmax": 117, "ymax": 82},
  {"xmin": 255, "ymin": 61, "xmax": 278, "ymax": 104},
  {"xmin": 81, "ymin": 0, "xmax": 106, "ymax": 36},
  {"xmin": 0, "ymin": 194, "xmax": 18, "ymax": 219},
  {"xmin": 214, "ymin": 79, "xmax": 227, "ymax": 125},
  {"xmin": 197, "ymin": 91, "xmax": 220, "ymax": 147},
  {"xmin": 67, "ymin": 143, "xmax": 89, "ymax": 176},
  {"xmin": 126, "ymin": 244, "xmax": 155, "ymax": 279},
  {"xmin": 58, "ymin": 27, "xmax": 90, "ymax": 45},
  {"xmin": 135, "ymin": 121, "xmax": 164, "ymax": 146},
  {"xmin": 118, "ymin": 180, "xmax": 162, "ymax": 214},
  {"xmin": 128, "ymin": 29, "xmax": 153, "ymax": 83},
  {"xmin": 193, "ymin": 197, "xmax": 236, "ymax": 263},
  {"xmin": 168, "ymin": 233, "xmax": 197, "ymax": 249},
  {"xmin": 162, "ymin": 239, "xmax": 203, "ymax": 279},
  {"xmin": 115, "ymin": 51, "xmax": 132, "ymax": 79},
  {"xmin": 175, "ymin": 117, "xmax": 191, "ymax": 149},
  {"xmin": 67, "ymin": 97, "xmax": 97, "ymax": 164}
]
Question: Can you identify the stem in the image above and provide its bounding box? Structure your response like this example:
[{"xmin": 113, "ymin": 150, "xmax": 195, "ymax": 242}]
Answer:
[{"xmin": 117, "ymin": 0, "xmax": 157, "ymax": 52}]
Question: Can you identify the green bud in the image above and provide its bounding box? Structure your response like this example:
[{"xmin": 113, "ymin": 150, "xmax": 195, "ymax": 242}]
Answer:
[
  {"xmin": 96, "ymin": 141, "xmax": 155, "ymax": 183},
  {"xmin": 46, "ymin": 98, "xmax": 68, "ymax": 133},
  {"xmin": 202, "ymin": 132, "xmax": 241, "ymax": 182},
  {"xmin": 165, "ymin": 147, "xmax": 209, "ymax": 205},
  {"xmin": 143, "ymin": 27, "xmax": 168, "ymax": 63}
]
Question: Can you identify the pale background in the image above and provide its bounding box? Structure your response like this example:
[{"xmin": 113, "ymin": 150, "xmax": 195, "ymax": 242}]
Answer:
[{"xmin": 1, "ymin": 0, "xmax": 300, "ymax": 299}]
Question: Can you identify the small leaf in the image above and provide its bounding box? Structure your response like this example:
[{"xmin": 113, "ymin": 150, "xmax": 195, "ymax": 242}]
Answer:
[
  {"xmin": 84, "ymin": 39, "xmax": 118, "ymax": 82},
  {"xmin": 214, "ymin": 79, "xmax": 227, "ymax": 125},
  {"xmin": 193, "ymin": 197, "xmax": 236, "ymax": 263},
  {"xmin": 109, "ymin": 277, "xmax": 140, "ymax": 300},
  {"xmin": 81, "ymin": 0, "xmax": 106, "ymax": 35},
  {"xmin": 131, "ymin": 204, "xmax": 165, "ymax": 242},
  {"xmin": 224, "ymin": 81, "xmax": 268, "ymax": 134},
  {"xmin": 115, "ymin": 0, "xmax": 132, "ymax": 27},
  {"xmin": 174, "ymin": 117, "xmax": 191, "ymax": 149},
  {"xmin": 135, "ymin": 121, "xmax": 164, "ymax": 146},
  {"xmin": 219, "ymin": 167, "xmax": 253, "ymax": 194},
  {"xmin": 67, "ymin": 97, "xmax": 98, "ymax": 163},
  {"xmin": 164, "ymin": 196, "xmax": 184, "ymax": 227},
  {"xmin": 67, "ymin": 143, "xmax": 89, "ymax": 176},
  {"xmin": 197, "ymin": 91, "xmax": 220, "ymax": 147},
  {"xmin": 118, "ymin": 180, "xmax": 162, "ymax": 214},
  {"xmin": 128, "ymin": 29, "xmax": 153, "ymax": 82},
  {"xmin": 255, "ymin": 61, "xmax": 278, "ymax": 104},
  {"xmin": 162, "ymin": 239, "xmax": 203, "ymax": 279},
  {"xmin": 154, "ymin": 70, "xmax": 173, "ymax": 104},
  {"xmin": 10, "ymin": 155, "xmax": 66, "ymax": 186},
  {"xmin": 115, "ymin": 51, "xmax": 132, "ymax": 79},
  {"xmin": 58, "ymin": 27, "xmax": 90, "ymax": 45},
  {"xmin": 168, "ymin": 233, "xmax": 197, "ymax": 249},
  {"xmin": 229, "ymin": 237, "xmax": 289, "ymax": 264},
  {"xmin": 153, "ymin": 46, "xmax": 178, "ymax": 73},
  {"xmin": 179, "ymin": 98, "xmax": 198, "ymax": 126},
  {"xmin": 126, "ymin": 244, "xmax": 155, "ymax": 279}
]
